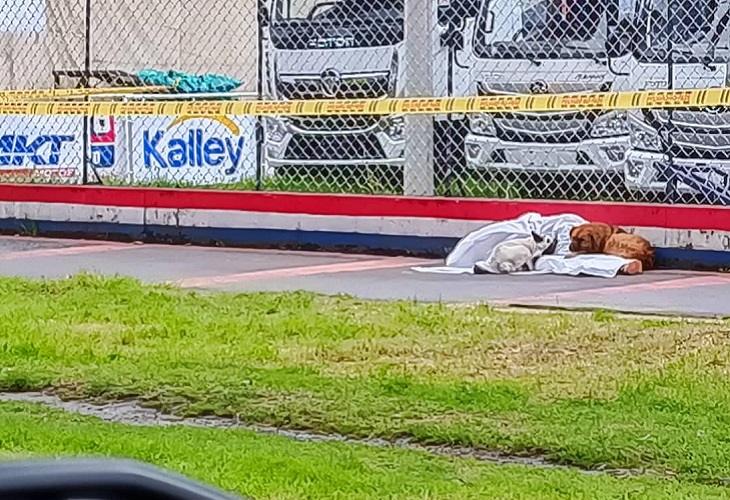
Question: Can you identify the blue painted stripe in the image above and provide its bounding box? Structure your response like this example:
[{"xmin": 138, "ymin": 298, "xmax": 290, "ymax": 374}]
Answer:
[
  {"xmin": 654, "ymin": 247, "xmax": 730, "ymax": 271},
  {"xmin": 0, "ymin": 217, "xmax": 726, "ymax": 271}
]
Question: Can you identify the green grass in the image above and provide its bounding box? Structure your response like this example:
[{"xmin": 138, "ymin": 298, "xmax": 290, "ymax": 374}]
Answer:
[
  {"xmin": 98, "ymin": 166, "xmax": 529, "ymax": 199},
  {"xmin": 3, "ymin": 274, "xmax": 730, "ymax": 488},
  {"xmin": 98, "ymin": 168, "xmax": 649, "ymax": 202},
  {"xmin": 101, "ymin": 164, "xmax": 407, "ymax": 195},
  {"xmin": 3, "ymin": 401, "xmax": 730, "ymax": 499}
]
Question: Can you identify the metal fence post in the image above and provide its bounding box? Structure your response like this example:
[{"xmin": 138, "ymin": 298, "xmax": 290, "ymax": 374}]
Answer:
[
  {"xmin": 403, "ymin": 0, "xmax": 435, "ymax": 196},
  {"xmin": 81, "ymin": 0, "xmax": 92, "ymax": 185}
]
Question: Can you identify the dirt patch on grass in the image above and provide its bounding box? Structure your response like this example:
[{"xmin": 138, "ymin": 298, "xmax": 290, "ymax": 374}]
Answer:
[
  {"xmin": 279, "ymin": 311, "xmax": 730, "ymax": 399},
  {"xmin": 0, "ymin": 391, "xmax": 672, "ymax": 480}
]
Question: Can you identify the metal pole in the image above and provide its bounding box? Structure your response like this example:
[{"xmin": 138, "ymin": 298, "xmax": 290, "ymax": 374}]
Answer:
[
  {"xmin": 403, "ymin": 0, "xmax": 435, "ymax": 196},
  {"xmin": 255, "ymin": 0, "xmax": 265, "ymax": 191},
  {"xmin": 665, "ymin": 0, "xmax": 677, "ymax": 202},
  {"xmin": 81, "ymin": 0, "xmax": 92, "ymax": 185}
]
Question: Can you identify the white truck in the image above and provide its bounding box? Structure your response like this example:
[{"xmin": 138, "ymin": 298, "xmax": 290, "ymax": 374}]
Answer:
[
  {"xmin": 257, "ymin": 0, "xmax": 479, "ymax": 185},
  {"xmin": 623, "ymin": 0, "xmax": 730, "ymax": 203},
  {"xmin": 463, "ymin": 0, "xmax": 634, "ymax": 195},
  {"xmin": 257, "ymin": 0, "xmax": 640, "ymax": 197}
]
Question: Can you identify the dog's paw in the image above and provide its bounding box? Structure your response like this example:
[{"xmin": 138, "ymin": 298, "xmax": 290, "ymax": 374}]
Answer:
[{"xmin": 473, "ymin": 263, "xmax": 491, "ymax": 275}]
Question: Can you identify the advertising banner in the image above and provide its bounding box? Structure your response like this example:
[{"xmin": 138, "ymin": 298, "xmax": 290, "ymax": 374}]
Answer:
[
  {"xmin": 130, "ymin": 115, "xmax": 257, "ymax": 185},
  {"xmin": 0, "ymin": 115, "xmax": 83, "ymax": 182}
]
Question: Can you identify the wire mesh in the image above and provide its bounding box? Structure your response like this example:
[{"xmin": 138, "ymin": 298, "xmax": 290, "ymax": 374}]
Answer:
[{"xmin": 2, "ymin": 0, "xmax": 730, "ymax": 204}]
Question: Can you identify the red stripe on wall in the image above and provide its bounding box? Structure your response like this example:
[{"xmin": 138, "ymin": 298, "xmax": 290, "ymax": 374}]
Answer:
[{"xmin": 0, "ymin": 184, "xmax": 729, "ymax": 232}]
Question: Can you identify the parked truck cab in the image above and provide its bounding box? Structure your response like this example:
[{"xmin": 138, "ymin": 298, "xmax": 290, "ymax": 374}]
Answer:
[
  {"xmin": 624, "ymin": 0, "xmax": 730, "ymax": 202},
  {"xmin": 259, "ymin": 0, "xmax": 406, "ymax": 171},
  {"xmin": 464, "ymin": 0, "xmax": 633, "ymax": 195}
]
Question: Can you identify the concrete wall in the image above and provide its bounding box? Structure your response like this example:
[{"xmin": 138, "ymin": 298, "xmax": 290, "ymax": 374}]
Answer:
[
  {"xmin": 0, "ymin": 185, "xmax": 729, "ymax": 271},
  {"xmin": 0, "ymin": 0, "xmax": 259, "ymax": 91}
]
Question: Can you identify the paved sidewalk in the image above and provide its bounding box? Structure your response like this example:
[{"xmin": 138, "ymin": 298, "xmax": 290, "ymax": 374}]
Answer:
[{"xmin": 1, "ymin": 235, "xmax": 727, "ymax": 318}]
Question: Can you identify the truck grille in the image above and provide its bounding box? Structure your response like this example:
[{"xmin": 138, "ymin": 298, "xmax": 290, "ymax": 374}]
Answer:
[
  {"xmin": 669, "ymin": 131, "xmax": 730, "ymax": 161},
  {"xmin": 289, "ymin": 115, "xmax": 381, "ymax": 132},
  {"xmin": 669, "ymin": 144, "xmax": 730, "ymax": 161},
  {"xmin": 649, "ymin": 109, "xmax": 730, "ymax": 130},
  {"xmin": 284, "ymin": 133, "xmax": 385, "ymax": 161},
  {"xmin": 277, "ymin": 73, "xmax": 389, "ymax": 132},
  {"xmin": 277, "ymin": 73, "xmax": 390, "ymax": 100},
  {"xmin": 494, "ymin": 111, "xmax": 594, "ymax": 143}
]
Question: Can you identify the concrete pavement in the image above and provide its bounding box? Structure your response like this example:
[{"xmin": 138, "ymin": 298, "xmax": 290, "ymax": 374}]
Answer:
[{"xmin": 1, "ymin": 235, "xmax": 727, "ymax": 318}]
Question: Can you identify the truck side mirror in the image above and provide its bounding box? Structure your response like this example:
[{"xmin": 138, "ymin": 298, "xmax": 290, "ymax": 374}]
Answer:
[
  {"xmin": 438, "ymin": 0, "xmax": 481, "ymax": 27},
  {"xmin": 605, "ymin": 22, "xmax": 633, "ymax": 58},
  {"xmin": 451, "ymin": 0, "xmax": 480, "ymax": 19},
  {"xmin": 482, "ymin": 10, "xmax": 494, "ymax": 32},
  {"xmin": 437, "ymin": 5, "xmax": 453, "ymax": 26},
  {"xmin": 440, "ymin": 27, "xmax": 465, "ymax": 50},
  {"xmin": 259, "ymin": 5, "xmax": 270, "ymax": 28}
]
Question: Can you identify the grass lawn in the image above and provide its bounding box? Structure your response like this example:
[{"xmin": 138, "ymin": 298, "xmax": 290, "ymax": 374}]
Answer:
[
  {"xmin": 2, "ymin": 402, "xmax": 728, "ymax": 500},
  {"xmin": 2, "ymin": 273, "xmax": 730, "ymax": 496}
]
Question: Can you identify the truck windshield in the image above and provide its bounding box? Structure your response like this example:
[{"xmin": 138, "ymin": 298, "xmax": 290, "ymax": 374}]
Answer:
[
  {"xmin": 473, "ymin": 0, "xmax": 610, "ymax": 59},
  {"xmin": 274, "ymin": 0, "xmax": 403, "ymax": 22},
  {"xmin": 270, "ymin": 0, "xmax": 404, "ymax": 49},
  {"xmin": 633, "ymin": 0, "xmax": 730, "ymax": 63}
]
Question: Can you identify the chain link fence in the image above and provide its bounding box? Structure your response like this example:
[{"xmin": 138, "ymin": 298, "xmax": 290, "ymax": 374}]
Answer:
[{"xmin": 2, "ymin": 0, "xmax": 730, "ymax": 205}]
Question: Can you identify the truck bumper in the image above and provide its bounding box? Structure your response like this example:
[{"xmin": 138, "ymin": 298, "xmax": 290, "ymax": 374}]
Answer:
[
  {"xmin": 625, "ymin": 150, "xmax": 730, "ymax": 194},
  {"xmin": 264, "ymin": 117, "xmax": 405, "ymax": 168},
  {"xmin": 464, "ymin": 134, "xmax": 628, "ymax": 173}
]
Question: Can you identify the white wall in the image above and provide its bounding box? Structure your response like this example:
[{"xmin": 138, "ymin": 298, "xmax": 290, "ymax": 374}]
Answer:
[{"xmin": 0, "ymin": 0, "xmax": 260, "ymax": 92}]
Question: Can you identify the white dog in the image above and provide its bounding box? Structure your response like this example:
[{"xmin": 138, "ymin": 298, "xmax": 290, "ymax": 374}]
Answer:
[{"xmin": 475, "ymin": 231, "xmax": 555, "ymax": 274}]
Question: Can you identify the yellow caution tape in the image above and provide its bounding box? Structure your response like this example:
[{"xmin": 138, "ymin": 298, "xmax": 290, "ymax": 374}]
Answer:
[
  {"xmin": 0, "ymin": 87, "xmax": 727, "ymax": 116},
  {"xmin": 0, "ymin": 86, "xmax": 171, "ymax": 100}
]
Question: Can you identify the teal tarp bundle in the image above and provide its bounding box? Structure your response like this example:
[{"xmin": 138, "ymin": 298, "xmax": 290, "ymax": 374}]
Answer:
[{"xmin": 136, "ymin": 69, "xmax": 243, "ymax": 94}]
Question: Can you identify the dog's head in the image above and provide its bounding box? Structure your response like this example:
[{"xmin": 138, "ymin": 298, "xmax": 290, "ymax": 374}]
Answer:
[
  {"xmin": 530, "ymin": 231, "xmax": 555, "ymax": 255},
  {"xmin": 569, "ymin": 223, "xmax": 622, "ymax": 253},
  {"xmin": 541, "ymin": 235, "xmax": 558, "ymax": 256}
]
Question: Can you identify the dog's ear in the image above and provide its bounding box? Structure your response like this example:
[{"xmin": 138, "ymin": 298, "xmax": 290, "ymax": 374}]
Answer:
[
  {"xmin": 569, "ymin": 225, "xmax": 582, "ymax": 239},
  {"xmin": 531, "ymin": 231, "xmax": 544, "ymax": 243},
  {"xmin": 590, "ymin": 232, "xmax": 599, "ymax": 251},
  {"xmin": 544, "ymin": 237, "xmax": 558, "ymax": 255}
]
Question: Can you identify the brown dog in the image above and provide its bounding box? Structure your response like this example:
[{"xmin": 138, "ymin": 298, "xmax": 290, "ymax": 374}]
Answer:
[{"xmin": 569, "ymin": 222, "xmax": 655, "ymax": 272}]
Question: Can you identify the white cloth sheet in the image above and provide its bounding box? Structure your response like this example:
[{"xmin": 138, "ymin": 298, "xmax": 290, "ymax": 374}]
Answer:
[{"xmin": 411, "ymin": 212, "xmax": 634, "ymax": 278}]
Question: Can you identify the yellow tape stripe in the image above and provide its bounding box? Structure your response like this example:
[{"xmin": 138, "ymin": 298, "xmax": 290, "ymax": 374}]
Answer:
[
  {"xmin": 0, "ymin": 87, "xmax": 722, "ymax": 116},
  {"xmin": 0, "ymin": 86, "xmax": 170, "ymax": 100}
]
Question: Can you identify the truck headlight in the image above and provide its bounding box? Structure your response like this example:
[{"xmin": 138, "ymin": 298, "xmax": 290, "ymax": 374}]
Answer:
[
  {"xmin": 469, "ymin": 113, "xmax": 496, "ymax": 136},
  {"xmin": 629, "ymin": 120, "xmax": 663, "ymax": 152},
  {"xmin": 388, "ymin": 52, "xmax": 399, "ymax": 96},
  {"xmin": 384, "ymin": 115, "xmax": 405, "ymax": 140},
  {"xmin": 265, "ymin": 117, "xmax": 288, "ymax": 143},
  {"xmin": 591, "ymin": 111, "xmax": 629, "ymax": 138}
]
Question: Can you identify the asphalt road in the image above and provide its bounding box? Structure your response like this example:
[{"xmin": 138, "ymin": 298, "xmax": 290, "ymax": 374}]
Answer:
[{"xmin": 2, "ymin": 235, "xmax": 728, "ymax": 317}]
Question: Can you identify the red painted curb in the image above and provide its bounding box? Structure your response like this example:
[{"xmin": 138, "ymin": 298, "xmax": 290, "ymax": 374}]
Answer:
[{"xmin": 0, "ymin": 184, "xmax": 729, "ymax": 231}]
